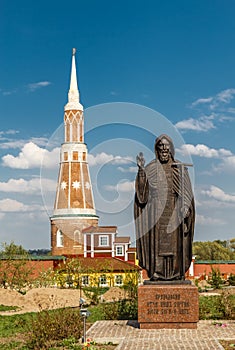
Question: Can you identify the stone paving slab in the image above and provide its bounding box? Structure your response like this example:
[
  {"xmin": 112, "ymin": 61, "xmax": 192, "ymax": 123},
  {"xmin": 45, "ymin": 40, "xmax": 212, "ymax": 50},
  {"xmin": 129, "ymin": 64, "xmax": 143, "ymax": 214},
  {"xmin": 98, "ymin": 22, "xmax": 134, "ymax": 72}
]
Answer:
[{"xmin": 87, "ymin": 320, "xmax": 235, "ymax": 349}]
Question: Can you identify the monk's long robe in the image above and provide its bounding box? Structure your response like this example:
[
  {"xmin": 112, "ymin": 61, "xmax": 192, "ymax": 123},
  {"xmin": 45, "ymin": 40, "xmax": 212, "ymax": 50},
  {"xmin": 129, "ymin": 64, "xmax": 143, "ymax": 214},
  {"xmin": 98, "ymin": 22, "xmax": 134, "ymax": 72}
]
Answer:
[{"xmin": 134, "ymin": 158, "xmax": 195, "ymax": 281}]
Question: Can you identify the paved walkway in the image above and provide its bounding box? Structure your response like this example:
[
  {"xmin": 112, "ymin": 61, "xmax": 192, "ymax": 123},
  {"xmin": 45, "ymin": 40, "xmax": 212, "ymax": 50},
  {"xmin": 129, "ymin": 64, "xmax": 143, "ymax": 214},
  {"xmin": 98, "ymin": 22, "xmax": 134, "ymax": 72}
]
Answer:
[{"xmin": 87, "ymin": 320, "xmax": 235, "ymax": 349}]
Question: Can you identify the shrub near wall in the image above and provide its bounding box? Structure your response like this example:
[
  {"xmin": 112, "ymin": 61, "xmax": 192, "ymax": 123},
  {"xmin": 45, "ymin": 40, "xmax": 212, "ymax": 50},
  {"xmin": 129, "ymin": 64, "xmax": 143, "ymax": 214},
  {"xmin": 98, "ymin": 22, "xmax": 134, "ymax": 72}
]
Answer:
[{"xmin": 199, "ymin": 293, "xmax": 235, "ymax": 320}]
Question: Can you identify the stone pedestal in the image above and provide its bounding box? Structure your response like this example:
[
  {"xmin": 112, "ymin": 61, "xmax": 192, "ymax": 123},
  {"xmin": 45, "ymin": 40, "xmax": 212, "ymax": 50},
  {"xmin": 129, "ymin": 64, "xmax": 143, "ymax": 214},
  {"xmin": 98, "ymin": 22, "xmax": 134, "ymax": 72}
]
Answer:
[{"xmin": 138, "ymin": 283, "xmax": 199, "ymax": 329}]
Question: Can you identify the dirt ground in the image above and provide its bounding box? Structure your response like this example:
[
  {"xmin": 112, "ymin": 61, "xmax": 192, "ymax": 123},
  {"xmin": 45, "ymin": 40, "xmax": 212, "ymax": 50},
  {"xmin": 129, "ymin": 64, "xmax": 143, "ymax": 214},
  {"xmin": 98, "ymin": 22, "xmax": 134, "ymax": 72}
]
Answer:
[
  {"xmin": 1, "ymin": 285, "xmax": 234, "ymax": 315},
  {"xmin": 0, "ymin": 287, "xmax": 126, "ymax": 315}
]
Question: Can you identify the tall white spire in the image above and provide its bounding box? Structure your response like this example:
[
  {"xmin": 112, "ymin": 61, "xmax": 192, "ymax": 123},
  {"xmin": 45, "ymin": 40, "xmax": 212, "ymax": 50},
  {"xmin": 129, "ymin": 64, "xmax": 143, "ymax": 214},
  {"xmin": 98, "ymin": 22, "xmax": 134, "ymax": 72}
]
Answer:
[{"xmin": 64, "ymin": 48, "xmax": 83, "ymax": 111}]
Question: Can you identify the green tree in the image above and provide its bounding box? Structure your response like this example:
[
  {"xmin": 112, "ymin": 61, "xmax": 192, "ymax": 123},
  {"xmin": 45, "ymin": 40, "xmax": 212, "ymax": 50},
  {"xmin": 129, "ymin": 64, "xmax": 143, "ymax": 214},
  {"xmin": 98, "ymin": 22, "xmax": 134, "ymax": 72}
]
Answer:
[
  {"xmin": 229, "ymin": 238, "xmax": 235, "ymax": 256},
  {"xmin": 214, "ymin": 240, "xmax": 228, "ymax": 248},
  {"xmin": 0, "ymin": 241, "xmax": 28, "ymax": 257},
  {"xmin": 0, "ymin": 241, "xmax": 33, "ymax": 291},
  {"xmin": 122, "ymin": 270, "xmax": 140, "ymax": 300},
  {"xmin": 208, "ymin": 267, "xmax": 224, "ymax": 289},
  {"xmin": 193, "ymin": 240, "xmax": 234, "ymax": 260}
]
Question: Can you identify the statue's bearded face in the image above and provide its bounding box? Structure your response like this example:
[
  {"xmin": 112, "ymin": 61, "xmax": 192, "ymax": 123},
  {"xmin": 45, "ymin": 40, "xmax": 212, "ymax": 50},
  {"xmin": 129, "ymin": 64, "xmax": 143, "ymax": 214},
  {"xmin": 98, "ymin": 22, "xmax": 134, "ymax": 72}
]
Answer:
[{"xmin": 156, "ymin": 138, "xmax": 171, "ymax": 163}]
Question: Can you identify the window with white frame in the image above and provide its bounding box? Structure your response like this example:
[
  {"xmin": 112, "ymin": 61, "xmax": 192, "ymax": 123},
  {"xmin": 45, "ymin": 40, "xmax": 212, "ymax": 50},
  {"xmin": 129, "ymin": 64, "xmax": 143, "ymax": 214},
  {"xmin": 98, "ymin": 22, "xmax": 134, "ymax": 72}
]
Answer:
[
  {"xmin": 115, "ymin": 275, "xmax": 123, "ymax": 286},
  {"xmin": 99, "ymin": 235, "xmax": 109, "ymax": 247},
  {"xmin": 82, "ymin": 275, "xmax": 89, "ymax": 286},
  {"xmin": 116, "ymin": 245, "xmax": 124, "ymax": 256},
  {"xmin": 99, "ymin": 275, "xmax": 107, "ymax": 286},
  {"xmin": 56, "ymin": 230, "xmax": 63, "ymax": 247}
]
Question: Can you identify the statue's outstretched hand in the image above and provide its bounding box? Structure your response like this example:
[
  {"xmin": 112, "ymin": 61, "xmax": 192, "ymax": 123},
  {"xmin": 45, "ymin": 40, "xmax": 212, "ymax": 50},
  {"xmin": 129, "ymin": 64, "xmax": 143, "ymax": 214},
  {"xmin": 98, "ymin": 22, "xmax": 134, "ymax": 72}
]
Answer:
[{"xmin": 136, "ymin": 152, "xmax": 145, "ymax": 168}]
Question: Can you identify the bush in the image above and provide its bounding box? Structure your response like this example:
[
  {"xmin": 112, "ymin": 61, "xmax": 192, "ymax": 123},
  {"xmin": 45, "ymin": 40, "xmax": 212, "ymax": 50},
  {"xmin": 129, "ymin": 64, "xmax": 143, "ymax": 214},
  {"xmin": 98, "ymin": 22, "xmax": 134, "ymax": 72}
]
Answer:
[
  {"xmin": 220, "ymin": 291, "xmax": 235, "ymax": 319},
  {"xmin": 228, "ymin": 274, "xmax": 235, "ymax": 286},
  {"xmin": 199, "ymin": 293, "xmax": 235, "ymax": 320},
  {"xmin": 208, "ymin": 267, "xmax": 224, "ymax": 289},
  {"xmin": 27, "ymin": 308, "xmax": 83, "ymax": 349},
  {"xmin": 101, "ymin": 299, "xmax": 138, "ymax": 321},
  {"xmin": 199, "ymin": 295, "xmax": 224, "ymax": 320},
  {"xmin": 83, "ymin": 286, "xmax": 109, "ymax": 305},
  {"xmin": 101, "ymin": 302, "xmax": 119, "ymax": 320},
  {"xmin": 117, "ymin": 299, "xmax": 137, "ymax": 320}
]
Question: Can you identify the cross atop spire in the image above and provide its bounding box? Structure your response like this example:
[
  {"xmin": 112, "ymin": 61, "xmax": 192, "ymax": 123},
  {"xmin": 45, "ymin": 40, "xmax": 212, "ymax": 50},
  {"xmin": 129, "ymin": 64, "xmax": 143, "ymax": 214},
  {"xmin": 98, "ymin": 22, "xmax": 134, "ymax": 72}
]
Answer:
[{"xmin": 64, "ymin": 48, "xmax": 83, "ymax": 111}]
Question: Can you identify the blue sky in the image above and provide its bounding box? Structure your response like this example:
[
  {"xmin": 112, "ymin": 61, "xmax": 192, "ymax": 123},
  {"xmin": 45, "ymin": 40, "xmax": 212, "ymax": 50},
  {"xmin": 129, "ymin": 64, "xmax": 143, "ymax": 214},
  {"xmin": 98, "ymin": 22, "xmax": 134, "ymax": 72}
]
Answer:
[{"xmin": 1, "ymin": 0, "xmax": 235, "ymax": 249}]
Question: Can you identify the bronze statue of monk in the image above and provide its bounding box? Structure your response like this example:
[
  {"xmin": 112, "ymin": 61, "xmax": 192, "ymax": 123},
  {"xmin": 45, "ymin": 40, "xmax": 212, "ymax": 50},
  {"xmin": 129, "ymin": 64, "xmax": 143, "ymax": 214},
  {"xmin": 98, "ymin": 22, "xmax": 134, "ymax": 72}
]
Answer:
[{"xmin": 134, "ymin": 134, "xmax": 195, "ymax": 281}]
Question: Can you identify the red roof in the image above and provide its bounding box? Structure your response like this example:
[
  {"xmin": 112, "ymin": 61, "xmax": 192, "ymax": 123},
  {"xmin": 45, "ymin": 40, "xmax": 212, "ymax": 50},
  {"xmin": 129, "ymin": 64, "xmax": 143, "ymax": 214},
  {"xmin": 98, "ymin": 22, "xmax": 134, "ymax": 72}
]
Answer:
[
  {"xmin": 127, "ymin": 247, "xmax": 136, "ymax": 252},
  {"xmin": 82, "ymin": 226, "xmax": 117, "ymax": 233},
  {"xmin": 114, "ymin": 237, "xmax": 130, "ymax": 244},
  {"xmin": 65, "ymin": 257, "xmax": 140, "ymax": 272}
]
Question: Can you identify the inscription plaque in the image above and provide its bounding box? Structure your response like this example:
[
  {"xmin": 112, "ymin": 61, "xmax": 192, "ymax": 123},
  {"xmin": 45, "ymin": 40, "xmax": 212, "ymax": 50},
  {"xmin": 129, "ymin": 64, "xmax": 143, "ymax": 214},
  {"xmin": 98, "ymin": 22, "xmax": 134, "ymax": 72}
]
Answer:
[
  {"xmin": 138, "ymin": 285, "xmax": 199, "ymax": 329},
  {"xmin": 146, "ymin": 294, "xmax": 190, "ymax": 316}
]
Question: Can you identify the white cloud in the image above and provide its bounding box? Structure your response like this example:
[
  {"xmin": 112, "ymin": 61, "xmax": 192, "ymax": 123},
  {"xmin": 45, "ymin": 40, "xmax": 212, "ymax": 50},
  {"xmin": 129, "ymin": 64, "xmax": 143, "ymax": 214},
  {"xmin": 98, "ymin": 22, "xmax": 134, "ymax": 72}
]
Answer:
[
  {"xmin": 88, "ymin": 152, "xmax": 133, "ymax": 167},
  {"xmin": 196, "ymin": 214, "xmax": 225, "ymax": 225},
  {"xmin": 218, "ymin": 115, "xmax": 234, "ymax": 122},
  {"xmin": 191, "ymin": 97, "xmax": 213, "ymax": 106},
  {"xmin": 227, "ymin": 107, "xmax": 235, "ymax": 114},
  {"xmin": 88, "ymin": 153, "xmax": 114, "ymax": 166},
  {"xmin": 112, "ymin": 156, "xmax": 134, "ymax": 164},
  {"xmin": 175, "ymin": 116, "xmax": 215, "ymax": 131},
  {"xmin": 117, "ymin": 166, "xmax": 137, "ymax": 173},
  {"xmin": 0, "ymin": 198, "xmax": 44, "ymax": 213},
  {"xmin": 197, "ymin": 198, "xmax": 235, "ymax": 209},
  {"xmin": 0, "ymin": 177, "xmax": 56, "ymax": 194},
  {"xmin": 180, "ymin": 88, "xmax": 235, "ymax": 132},
  {"xmin": 212, "ymin": 155, "xmax": 235, "ymax": 173},
  {"xmin": 0, "ymin": 199, "xmax": 29, "ymax": 212},
  {"xmin": 104, "ymin": 180, "xmax": 135, "ymax": 192},
  {"xmin": 201, "ymin": 185, "xmax": 235, "ymax": 203},
  {"xmin": 0, "ymin": 129, "xmax": 19, "ymax": 136},
  {"xmin": 216, "ymin": 88, "xmax": 235, "ymax": 103},
  {"xmin": 0, "ymin": 137, "xmax": 48, "ymax": 150},
  {"xmin": 2, "ymin": 142, "xmax": 60, "ymax": 169},
  {"xmin": 221, "ymin": 156, "xmax": 235, "ymax": 170},
  {"xmin": 179, "ymin": 144, "xmax": 233, "ymax": 158},
  {"xmin": 40, "ymin": 178, "xmax": 57, "ymax": 192},
  {"xmin": 0, "ymin": 140, "xmax": 28, "ymax": 150},
  {"xmin": 27, "ymin": 81, "xmax": 51, "ymax": 92},
  {"xmin": 191, "ymin": 88, "xmax": 235, "ymax": 112},
  {"xmin": 29, "ymin": 137, "xmax": 49, "ymax": 147}
]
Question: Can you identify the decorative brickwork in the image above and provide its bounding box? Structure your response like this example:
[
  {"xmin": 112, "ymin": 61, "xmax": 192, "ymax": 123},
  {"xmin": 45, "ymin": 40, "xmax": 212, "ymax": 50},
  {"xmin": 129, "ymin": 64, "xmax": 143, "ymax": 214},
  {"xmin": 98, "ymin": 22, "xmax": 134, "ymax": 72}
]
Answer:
[
  {"xmin": 51, "ymin": 218, "xmax": 98, "ymax": 255},
  {"xmin": 50, "ymin": 49, "xmax": 98, "ymax": 256}
]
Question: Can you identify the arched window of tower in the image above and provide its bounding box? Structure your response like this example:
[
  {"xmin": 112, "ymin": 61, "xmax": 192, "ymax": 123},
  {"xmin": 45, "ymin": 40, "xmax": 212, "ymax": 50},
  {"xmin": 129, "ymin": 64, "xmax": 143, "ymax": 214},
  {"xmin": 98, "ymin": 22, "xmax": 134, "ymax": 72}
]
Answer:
[
  {"xmin": 74, "ymin": 230, "xmax": 82, "ymax": 246},
  {"xmin": 56, "ymin": 230, "xmax": 64, "ymax": 247}
]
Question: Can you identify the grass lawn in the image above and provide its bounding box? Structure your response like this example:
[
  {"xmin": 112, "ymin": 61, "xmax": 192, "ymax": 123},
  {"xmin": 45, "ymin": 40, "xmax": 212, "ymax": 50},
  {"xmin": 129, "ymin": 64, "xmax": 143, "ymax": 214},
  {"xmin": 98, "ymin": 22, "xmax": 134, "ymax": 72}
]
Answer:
[
  {"xmin": 0, "ymin": 294, "xmax": 234, "ymax": 349},
  {"xmin": 0, "ymin": 305, "xmax": 20, "ymax": 312},
  {"xmin": 87, "ymin": 304, "xmax": 105, "ymax": 323},
  {"xmin": 0, "ymin": 313, "xmax": 35, "ymax": 338}
]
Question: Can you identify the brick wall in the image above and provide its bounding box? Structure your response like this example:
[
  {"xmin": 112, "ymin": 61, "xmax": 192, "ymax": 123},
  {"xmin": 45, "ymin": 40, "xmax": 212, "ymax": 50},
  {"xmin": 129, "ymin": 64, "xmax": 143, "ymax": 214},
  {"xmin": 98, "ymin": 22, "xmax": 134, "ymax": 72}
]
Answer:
[{"xmin": 194, "ymin": 263, "xmax": 235, "ymax": 279}]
